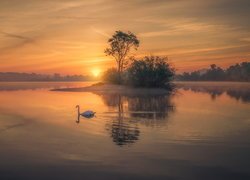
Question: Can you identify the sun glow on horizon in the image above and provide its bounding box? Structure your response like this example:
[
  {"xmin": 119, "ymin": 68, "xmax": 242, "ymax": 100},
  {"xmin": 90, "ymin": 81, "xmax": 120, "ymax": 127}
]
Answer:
[{"xmin": 92, "ymin": 68, "xmax": 101, "ymax": 77}]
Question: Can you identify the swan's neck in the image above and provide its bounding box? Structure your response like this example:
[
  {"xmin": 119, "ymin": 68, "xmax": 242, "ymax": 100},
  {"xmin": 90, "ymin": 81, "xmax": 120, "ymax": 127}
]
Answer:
[{"xmin": 77, "ymin": 106, "xmax": 80, "ymax": 115}]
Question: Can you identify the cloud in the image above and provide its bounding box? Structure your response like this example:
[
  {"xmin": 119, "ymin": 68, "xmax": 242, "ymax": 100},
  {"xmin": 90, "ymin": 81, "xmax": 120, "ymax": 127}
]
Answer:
[
  {"xmin": 240, "ymin": 38, "xmax": 250, "ymax": 42},
  {"xmin": 53, "ymin": 16, "xmax": 99, "ymax": 21},
  {"xmin": 1, "ymin": 31, "xmax": 33, "ymax": 41},
  {"xmin": 0, "ymin": 31, "xmax": 37, "ymax": 52},
  {"xmin": 91, "ymin": 27, "xmax": 110, "ymax": 37},
  {"xmin": 138, "ymin": 19, "xmax": 231, "ymax": 38}
]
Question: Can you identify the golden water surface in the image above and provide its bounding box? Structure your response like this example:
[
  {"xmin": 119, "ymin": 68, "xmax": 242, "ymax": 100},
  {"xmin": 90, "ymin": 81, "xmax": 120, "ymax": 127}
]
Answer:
[{"xmin": 0, "ymin": 82, "xmax": 249, "ymax": 179}]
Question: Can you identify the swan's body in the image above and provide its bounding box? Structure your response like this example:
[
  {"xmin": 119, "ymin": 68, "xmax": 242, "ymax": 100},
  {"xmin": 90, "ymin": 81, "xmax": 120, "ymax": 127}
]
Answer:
[
  {"xmin": 76, "ymin": 105, "xmax": 96, "ymax": 118},
  {"xmin": 80, "ymin": 110, "xmax": 96, "ymax": 117}
]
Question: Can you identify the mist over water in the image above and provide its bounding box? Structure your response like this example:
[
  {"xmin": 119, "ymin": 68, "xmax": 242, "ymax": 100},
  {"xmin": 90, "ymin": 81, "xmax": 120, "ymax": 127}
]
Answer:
[{"xmin": 0, "ymin": 82, "xmax": 249, "ymax": 179}]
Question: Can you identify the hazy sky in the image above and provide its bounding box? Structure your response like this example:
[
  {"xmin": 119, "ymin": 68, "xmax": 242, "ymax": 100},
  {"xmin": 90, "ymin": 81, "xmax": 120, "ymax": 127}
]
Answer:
[{"xmin": 0, "ymin": 0, "xmax": 249, "ymax": 75}]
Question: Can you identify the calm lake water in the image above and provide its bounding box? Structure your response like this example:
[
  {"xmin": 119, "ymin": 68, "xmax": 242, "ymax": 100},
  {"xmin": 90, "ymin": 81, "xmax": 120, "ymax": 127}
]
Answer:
[{"xmin": 0, "ymin": 82, "xmax": 249, "ymax": 180}]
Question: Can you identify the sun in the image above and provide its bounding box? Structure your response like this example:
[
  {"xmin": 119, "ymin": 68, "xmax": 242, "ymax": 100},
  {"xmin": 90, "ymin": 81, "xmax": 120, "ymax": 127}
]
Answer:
[{"xmin": 92, "ymin": 68, "xmax": 101, "ymax": 77}]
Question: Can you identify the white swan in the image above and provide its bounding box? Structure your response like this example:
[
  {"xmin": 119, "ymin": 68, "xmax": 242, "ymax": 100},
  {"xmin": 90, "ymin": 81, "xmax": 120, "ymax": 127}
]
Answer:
[{"xmin": 76, "ymin": 105, "xmax": 96, "ymax": 118}]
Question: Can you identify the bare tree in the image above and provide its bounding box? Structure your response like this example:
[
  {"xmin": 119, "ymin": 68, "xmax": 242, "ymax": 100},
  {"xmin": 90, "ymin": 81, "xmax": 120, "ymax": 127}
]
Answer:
[{"xmin": 104, "ymin": 31, "xmax": 139, "ymax": 82}]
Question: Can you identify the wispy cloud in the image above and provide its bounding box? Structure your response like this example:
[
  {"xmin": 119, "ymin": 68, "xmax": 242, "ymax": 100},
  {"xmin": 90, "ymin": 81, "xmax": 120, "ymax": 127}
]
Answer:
[
  {"xmin": 53, "ymin": 16, "xmax": 99, "ymax": 21},
  {"xmin": 240, "ymin": 37, "xmax": 250, "ymax": 42},
  {"xmin": 0, "ymin": 31, "xmax": 36, "ymax": 52},
  {"xmin": 91, "ymin": 27, "xmax": 110, "ymax": 37},
  {"xmin": 1, "ymin": 31, "xmax": 33, "ymax": 41},
  {"xmin": 138, "ymin": 19, "xmax": 231, "ymax": 38}
]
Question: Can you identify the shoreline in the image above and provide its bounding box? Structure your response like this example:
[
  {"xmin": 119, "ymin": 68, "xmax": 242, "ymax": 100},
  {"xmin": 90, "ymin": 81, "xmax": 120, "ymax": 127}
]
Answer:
[
  {"xmin": 51, "ymin": 83, "xmax": 172, "ymax": 95},
  {"xmin": 51, "ymin": 81, "xmax": 250, "ymax": 94}
]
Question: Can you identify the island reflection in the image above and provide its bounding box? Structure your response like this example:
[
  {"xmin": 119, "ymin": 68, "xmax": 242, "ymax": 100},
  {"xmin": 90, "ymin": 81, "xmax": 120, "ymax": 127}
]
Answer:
[{"xmin": 97, "ymin": 92, "xmax": 175, "ymax": 146}]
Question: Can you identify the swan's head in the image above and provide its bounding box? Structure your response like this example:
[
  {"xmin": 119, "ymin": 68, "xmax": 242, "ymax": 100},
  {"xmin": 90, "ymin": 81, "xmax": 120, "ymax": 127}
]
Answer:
[{"xmin": 75, "ymin": 105, "xmax": 80, "ymax": 108}]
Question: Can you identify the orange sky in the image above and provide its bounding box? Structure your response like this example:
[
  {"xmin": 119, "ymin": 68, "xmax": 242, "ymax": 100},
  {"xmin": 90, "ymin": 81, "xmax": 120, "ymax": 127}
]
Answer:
[{"xmin": 0, "ymin": 0, "xmax": 249, "ymax": 75}]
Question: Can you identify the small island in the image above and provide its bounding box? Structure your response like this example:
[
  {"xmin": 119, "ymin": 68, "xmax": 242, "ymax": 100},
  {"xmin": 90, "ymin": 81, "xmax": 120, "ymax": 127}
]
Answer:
[{"xmin": 53, "ymin": 31, "xmax": 175, "ymax": 94}]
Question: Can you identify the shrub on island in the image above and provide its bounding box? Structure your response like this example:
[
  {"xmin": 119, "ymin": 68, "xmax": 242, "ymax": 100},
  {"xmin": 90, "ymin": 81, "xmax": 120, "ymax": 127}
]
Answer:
[
  {"xmin": 126, "ymin": 56, "xmax": 175, "ymax": 88},
  {"xmin": 102, "ymin": 56, "xmax": 175, "ymax": 89}
]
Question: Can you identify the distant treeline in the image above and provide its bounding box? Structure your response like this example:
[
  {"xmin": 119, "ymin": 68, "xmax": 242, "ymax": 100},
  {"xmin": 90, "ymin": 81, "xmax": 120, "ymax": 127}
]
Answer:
[
  {"xmin": 0, "ymin": 72, "xmax": 94, "ymax": 82},
  {"xmin": 176, "ymin": 62, "xmax": 250, "ymax": 82}
]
